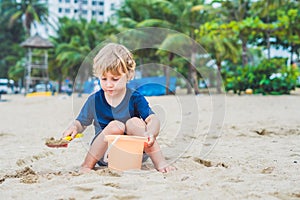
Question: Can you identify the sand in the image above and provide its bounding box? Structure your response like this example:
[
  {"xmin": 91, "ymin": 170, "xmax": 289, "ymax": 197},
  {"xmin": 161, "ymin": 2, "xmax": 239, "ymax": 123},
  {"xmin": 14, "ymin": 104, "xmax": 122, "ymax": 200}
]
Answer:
[{"xmin": 0, "ymin": 90, "xmax": 300, "ymax": 199}]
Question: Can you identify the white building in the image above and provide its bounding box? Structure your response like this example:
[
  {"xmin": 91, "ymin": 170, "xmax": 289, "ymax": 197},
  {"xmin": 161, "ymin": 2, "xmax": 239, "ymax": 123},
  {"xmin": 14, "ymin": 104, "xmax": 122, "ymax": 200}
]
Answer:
[
  {"xmin": 49, "ymin": 0, "xmax": 122, "ymax": 23},
  {"xmin": 34, "ymin": 0, "xmax": 123, "ymax": 37}
]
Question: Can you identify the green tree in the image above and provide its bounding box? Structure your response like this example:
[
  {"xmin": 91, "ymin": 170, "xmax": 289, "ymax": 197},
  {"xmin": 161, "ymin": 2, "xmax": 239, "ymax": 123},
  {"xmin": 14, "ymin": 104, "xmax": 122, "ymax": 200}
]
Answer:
[
  {"xmin": 274, "ymin": 1, "xmax": 300, "ymax": 63},
  {"xmin": 154, "ymin": 0, "xmax": 213, "ymax": 94},
  {"xmin": 8, "ymin": 58, "xmax": 26, "ymax": 82},
  {"xmin": 251, "ymin": 0, "xmax": 288, "ymax": 59},
  {"xmin": 49, "ymin": 17, "xmax": 117, "ymax": 92},
  {"xmin": 49, "ymin": 18, "xmax": 92, "ymax": 92},
  {"xmin": 116, "ymin": 0, "xmax": 173, "ymax": 93},
  {"xmin": 0, "ymin": 0, "xmax": 26, "ymax": 79},
  {"xmin": 117, "ymin": 0, "xmax": 213, "ymax": 94},
  {"xmin": 197, "ymin": 21, "xmax": 240, "ymax": 93},
  {"xmin": 218, "ymin": 0, "xmax": 252, "ymax": 66},
  {"xmin": 2, "ymin": 0, "xmax": 48, "ymax": 36}
]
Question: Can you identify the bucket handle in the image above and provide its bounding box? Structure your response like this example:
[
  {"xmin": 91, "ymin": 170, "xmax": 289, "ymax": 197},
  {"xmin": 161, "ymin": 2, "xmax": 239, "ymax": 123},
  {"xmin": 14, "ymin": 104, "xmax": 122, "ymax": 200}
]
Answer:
[{"xmin": 103, "ymin": 135, "xmax": 121, "ymax": 163}]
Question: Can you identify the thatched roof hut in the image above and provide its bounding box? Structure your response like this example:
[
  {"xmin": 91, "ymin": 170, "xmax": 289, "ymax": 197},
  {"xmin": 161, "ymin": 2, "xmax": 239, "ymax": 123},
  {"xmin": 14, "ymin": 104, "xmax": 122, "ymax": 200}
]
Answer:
[{"xmin": 20, "ymin": 34, "xmax": 54, "ymax": 49}]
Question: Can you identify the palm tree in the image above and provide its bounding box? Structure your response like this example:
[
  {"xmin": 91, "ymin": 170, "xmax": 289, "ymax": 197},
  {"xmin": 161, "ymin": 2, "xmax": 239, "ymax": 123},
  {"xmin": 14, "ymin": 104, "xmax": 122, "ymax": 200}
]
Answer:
[
  {"xmin": 252, "ymin": 0, "xmax": 300, "ymax": 63},
  {"xmin": 0, "ymin": 0, "xmax": 26, "ymax": 79},
  {"xmin": 218, "ymin": 0, "xmax": 252, "ymax": 66},
  {"xmin": 2, "ymin": 0, "xmax": 48, "ymax": 36},
  {"xmin": 116, "ymin": 0, "xmax": 173, "ymax": 92},
  {"xmin": 49, "ymin": 18, "xmax": 92, "ymax": 92},
  {"xmin": 199, "ymin": 29, "xmax": 240, "ymax": 93},
  {"xmin": 49, "ymin": 17, "xmax": 117, "ymax": 93},
  {"xmin": 117, "ymin": 0, "xmax": 212, "ymax": 94},
  {"xmin": 155, "ymin": 0, "xmax": 214, "ymax": 94},
  {"xmin": 251, "ymin": 0, "xmax": 287, "ymax": 59}
]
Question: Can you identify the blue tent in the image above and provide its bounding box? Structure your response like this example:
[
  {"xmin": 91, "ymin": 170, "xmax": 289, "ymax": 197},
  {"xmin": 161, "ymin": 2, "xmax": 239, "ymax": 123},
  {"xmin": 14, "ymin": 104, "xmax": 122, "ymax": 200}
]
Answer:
[{"xmin": 128, "ymin": 76, "xmax": 176, "ymax": 96}]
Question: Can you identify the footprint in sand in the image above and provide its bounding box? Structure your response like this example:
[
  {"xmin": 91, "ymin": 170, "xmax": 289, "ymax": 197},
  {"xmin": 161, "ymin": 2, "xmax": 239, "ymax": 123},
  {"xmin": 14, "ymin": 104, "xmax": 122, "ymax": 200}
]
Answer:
[
  {"xmin": 91, "ymin": 195, "xmax": 108, "ymax": 199},
  {"xmin": 16, "ymin": 151, "xmax": 54, "ymax": 166},
  {"xmin": 95, "ymin": 168, "xmax": 122, "ymax": 177},
  {"xmin": 261, "ymin": 166, "xmax": 275, "ymax": 174},
  {"xmin": 1, "ymin": 166, "xmax": 38, "ymax": 184},
  {"xmin": 74, "ymin": 186, "xmax": 94, "ymax": 192},
  {"xmin": 193, "ymin": 157, "xmax": 229, "ymax": 168},
  {"xmin": 113, "ymin": 195, "xmax": 140, "ymax": 199},
  {"xmin": 103, "ymin": 182, "xmax": 121, "ymax": 189}
]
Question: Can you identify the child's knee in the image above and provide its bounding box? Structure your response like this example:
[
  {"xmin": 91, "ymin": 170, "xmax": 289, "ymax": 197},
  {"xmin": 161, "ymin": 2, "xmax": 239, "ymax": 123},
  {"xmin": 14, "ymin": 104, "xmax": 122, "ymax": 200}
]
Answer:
[
  {"xmin": 105, "ymin": 120, "xmax": 125, "ymax": 135},
  {"xmin": 126, "ymin": 117, "xmax": 146, "ymax": 135},
  {"xmin": 126, "ymin": 117, "xmax": 145, "ymax": 127}
]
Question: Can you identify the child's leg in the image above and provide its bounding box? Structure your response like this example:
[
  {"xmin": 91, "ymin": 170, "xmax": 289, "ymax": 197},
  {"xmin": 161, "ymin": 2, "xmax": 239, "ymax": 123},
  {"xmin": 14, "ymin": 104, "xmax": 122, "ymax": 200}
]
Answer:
[
  {"xmin": 126, "ymin": 117, "xmax": 169, "ymax": 171},
  {"xmin": 80, "ymin": 120, "xmax": 125, "ymax": 172}
]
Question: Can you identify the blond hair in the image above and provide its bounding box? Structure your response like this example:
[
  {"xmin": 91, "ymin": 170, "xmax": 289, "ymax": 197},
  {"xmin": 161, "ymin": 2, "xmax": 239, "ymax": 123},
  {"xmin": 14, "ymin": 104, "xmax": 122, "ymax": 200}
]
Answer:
[{"xmin": 93, "ymin": 43, "xmax": 136, "ymax": 79}]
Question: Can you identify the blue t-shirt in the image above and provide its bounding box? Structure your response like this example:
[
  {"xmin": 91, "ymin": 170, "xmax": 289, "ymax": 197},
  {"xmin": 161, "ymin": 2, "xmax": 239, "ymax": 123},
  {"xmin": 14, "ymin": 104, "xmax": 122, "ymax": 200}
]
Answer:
[{"xmin": 76, "ymin": 87, "xmax": 154, "ymax": 135}]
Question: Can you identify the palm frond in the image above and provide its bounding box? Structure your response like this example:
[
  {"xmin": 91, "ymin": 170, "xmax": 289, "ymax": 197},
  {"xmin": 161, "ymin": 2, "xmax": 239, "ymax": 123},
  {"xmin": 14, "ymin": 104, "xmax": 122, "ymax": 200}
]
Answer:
[{"xmin": 136, "ymin": 19, "xmax": 172, "ymax": 28}]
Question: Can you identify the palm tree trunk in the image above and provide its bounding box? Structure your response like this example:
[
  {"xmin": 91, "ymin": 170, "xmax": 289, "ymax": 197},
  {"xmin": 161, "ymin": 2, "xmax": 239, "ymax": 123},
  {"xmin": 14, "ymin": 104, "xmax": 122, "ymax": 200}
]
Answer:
[
  {"xmin": 242, "ymin": 39, "xmax": 248, "ymax": 66},
  {"xmin": 290, "ymin": 43, "xmax": 294, "ymax": 64},
  {"xmin": 188, "ymin": 64, "xmax": 200, "ymax": 95},
  {"xmin": 191, "ymin": 49, "xmax": 200, "ymax": 95},
  {"xmin": 216, "ymin": 62, "xmax": 222, "ymax": 93},
  {"xmin": 165, "ymin": 53, "xmax": 174, "ymax": 95},
  {"xmin": 164, "ymin": 66, "xmax": 170, "ymax": 95},
  {"xmin": 187, "ymin": 67, "xmax": 192, "ymax": 94},
  {"xmin": 139, "ymin": 58, "xmax": 143, "ymax": 77},
  {"xmin": 267, "ymin": 30, "xmax": 271, "ymax": 59},
  {"xmin": 192, "ymin": 68, "xmax": 199, "ymax": 95}
]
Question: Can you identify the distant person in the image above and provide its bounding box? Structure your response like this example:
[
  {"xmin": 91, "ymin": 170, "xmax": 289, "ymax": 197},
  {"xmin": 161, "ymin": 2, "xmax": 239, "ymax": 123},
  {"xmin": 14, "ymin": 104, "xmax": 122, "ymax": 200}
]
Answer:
[
  {"xmin": 66, "ymin": 83, "xmax": 72, "ymax": 96},
  {"xmin": 51, "ymin": 84, "xmax": 56, "ymax": 96},
  {"xmin": 63, "ymin": 43, "xmax": 175, "ymax": 173}
]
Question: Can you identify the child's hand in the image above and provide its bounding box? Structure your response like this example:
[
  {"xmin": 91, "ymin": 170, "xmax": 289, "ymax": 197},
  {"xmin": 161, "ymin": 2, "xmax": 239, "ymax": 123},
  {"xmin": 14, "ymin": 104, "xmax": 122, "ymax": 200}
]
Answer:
[
  {"xmin": 146, "ymin": 134, "xmax": 155, "ymax": 147},
  {"xmin": 63, "ymin": 120, "xmax": 84, "ymax": 139},
  {"xmin": 63, "ymin": 126, "xmax": 78, "ymax": 139}
]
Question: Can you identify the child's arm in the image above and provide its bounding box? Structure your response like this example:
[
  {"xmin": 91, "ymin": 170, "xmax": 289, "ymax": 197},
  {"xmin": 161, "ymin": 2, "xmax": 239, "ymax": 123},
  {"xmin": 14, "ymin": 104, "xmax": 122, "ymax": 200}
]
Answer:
[
  {"xmin": 63, "ymin": 120, "xmax": 86, "ymax": 139},
  {"xmin": 145, "ymin": 114, "xmax": 160, "ymax": 147},
  {"xmin": 143, "ymin": 116, "xmax": 176, "ymax": 172}
]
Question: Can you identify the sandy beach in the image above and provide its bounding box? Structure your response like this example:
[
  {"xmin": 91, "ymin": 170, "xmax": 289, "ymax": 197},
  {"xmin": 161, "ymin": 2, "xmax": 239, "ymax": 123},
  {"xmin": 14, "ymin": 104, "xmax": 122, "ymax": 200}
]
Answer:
[{"xmin": 0, "ymin": 90, "xmax": 300, "ymax": 199}]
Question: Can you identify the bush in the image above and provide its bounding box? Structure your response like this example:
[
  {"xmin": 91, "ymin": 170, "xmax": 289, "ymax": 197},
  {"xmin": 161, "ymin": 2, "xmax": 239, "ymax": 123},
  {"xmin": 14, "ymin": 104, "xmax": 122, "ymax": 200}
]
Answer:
[{"xmin": 222, "ymin": 58, "xmax": 299, "ymax": 95}]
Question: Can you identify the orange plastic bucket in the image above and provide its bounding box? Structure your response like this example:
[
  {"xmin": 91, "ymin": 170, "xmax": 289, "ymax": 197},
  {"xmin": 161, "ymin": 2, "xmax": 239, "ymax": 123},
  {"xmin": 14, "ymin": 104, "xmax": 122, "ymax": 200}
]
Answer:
[{"xmin": 104, "ymin": 135, "xmax": 148, "ymax": 171}]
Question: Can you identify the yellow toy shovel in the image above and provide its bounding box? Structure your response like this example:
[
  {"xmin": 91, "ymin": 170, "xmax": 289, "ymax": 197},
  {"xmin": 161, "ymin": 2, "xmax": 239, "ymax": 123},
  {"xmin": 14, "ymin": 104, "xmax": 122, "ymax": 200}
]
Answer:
[{"xmin": 45, "ymin": 133, "xmax": 83, "ymax": 148}]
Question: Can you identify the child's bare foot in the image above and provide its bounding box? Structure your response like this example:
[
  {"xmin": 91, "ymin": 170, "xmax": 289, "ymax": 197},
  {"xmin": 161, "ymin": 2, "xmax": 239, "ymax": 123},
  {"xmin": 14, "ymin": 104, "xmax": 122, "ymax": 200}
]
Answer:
[
  {"xmin": 156, "ymin": 161, "xmax": 176, "ymax": 173},
  {"xmin": 158, "ymin": 165, "xmax": 176, "ymax": 173},
  {"xmin": 79, "ymin": 166, "xmax": 92, "ymax": 173}
]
